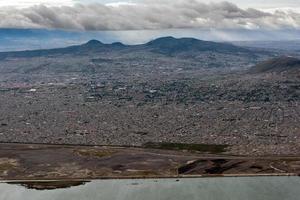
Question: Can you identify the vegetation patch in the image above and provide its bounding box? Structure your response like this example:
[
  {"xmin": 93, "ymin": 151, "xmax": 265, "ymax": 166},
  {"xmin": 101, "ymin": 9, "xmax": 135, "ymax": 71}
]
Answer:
[
  {"xmin": 143, "ymin": 142, "xmax": 229, "ymax": 154},
  {"xmin": 74, "ymin": 149, "xmax": 117, "ymax": 158},
  {"xmin": 0, "ymin": 158, "xmax": 18, "ymax": 175},
  {"xmin": 0, "ymin": 163, "xmax": 15, "ymax": 172}
]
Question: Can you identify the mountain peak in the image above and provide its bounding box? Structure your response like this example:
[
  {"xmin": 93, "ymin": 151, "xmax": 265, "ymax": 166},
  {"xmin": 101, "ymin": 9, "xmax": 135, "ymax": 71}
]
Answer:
[
  {"xmin": 112, "ymin": 42, "xmax": 125, "ymax": 47},
  {"xmin": 84, "ymin": 39, "xmax": 104, "ymax": 46},
  {"xmin": 145, "ymin": 36, "xmax": 247, "ymax": 55},
  {"xmin": 147, "ymin": 36, "xmax": 198, "ymax": 45},
  {"xmin": 148, "ymin": 36, "xmax": 176, "ymax": 42}
]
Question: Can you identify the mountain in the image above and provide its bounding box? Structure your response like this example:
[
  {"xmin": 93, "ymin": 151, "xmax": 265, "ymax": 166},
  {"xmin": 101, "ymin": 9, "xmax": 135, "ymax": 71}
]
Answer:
[
  {"xmin": 146, "ymin": 36, "xmax": 251, "ymax": 55},
  {"xmin": 0, "ymin": 37, "xmax": 253, "ymax": 60},
  {"xmin": 81, "ymin": 39, "xmax": 105, "ymax": 48},
  {"xmin": 0, "ymin": 39, "xmax": 127, "ymax": 60},
  {"xmin": 250, "ymin": 56, "xmax": 300, "ymax": 73}
]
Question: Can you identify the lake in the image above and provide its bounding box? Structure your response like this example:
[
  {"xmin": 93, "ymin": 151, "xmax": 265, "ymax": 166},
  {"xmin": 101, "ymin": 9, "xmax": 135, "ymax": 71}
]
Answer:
[{"xmin": 1, "ymin": 176, "xmax": 299, "ymax": 200}]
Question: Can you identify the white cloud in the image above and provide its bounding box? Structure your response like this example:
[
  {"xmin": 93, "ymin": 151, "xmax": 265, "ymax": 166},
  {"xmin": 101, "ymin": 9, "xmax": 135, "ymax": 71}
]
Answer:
[
  {"xmin": 0, "ymin": 0, "xmax": 74, "ymax": 8},
  {"xmin": 0, "ymin": 0, "xmax": 299, "ymax": 30},
  {"xmin": 0, "ymin": 0, "xmax": 299, "ymax": 10}
]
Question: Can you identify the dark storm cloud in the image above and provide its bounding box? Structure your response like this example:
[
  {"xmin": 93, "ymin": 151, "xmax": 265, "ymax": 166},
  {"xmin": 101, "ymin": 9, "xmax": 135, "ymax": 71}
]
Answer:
[{"xmin": 0, "ymin": 0, "xmax": 299, "ymax": 30}]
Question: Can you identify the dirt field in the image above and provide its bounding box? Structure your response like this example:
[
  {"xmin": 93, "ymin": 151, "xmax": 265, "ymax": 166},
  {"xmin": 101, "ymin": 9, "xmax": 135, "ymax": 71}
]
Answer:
[{"xmin": 1, "ymin": 143, "xmax": 300, "ymax": 181}]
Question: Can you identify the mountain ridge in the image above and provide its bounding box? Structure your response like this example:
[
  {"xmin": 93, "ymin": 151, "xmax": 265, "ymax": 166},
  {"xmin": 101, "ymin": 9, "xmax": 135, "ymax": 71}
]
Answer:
[
  {"xmin": 146, "ymin": 36, "xmax": 251, "ymax": 55},
  {"xmin": 0, "ymin": 37, "xmax": 252, "ymax": 60}
]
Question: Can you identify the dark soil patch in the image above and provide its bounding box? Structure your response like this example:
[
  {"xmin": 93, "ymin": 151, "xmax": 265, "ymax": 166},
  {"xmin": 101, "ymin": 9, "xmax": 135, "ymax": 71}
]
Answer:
[{"xmin": 143, "ymin": 142, "xmax": 229, "ymax": 154}]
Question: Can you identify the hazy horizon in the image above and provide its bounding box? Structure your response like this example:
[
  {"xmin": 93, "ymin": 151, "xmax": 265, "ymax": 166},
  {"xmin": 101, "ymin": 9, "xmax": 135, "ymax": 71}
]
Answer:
[
  {"xmin": 0, "ymin": 0, "xmax": 299, "ymax": 51},
  {"xmin": 0, "ymin": 28, "xmax": 300, "ymax": 52}
]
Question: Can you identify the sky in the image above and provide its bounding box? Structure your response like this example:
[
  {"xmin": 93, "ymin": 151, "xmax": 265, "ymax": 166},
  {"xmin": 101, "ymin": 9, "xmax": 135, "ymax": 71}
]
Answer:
[
  {"xmin": 0, "ymin": 0, "xmax": 299, "ymax": 31},
  {"xmin": 0, "ymin": 0, "xmax": 299, "ymax": 9},
  {"xmin": 0, "ymin": 0, "xmax": 299, "ymax": 50}
]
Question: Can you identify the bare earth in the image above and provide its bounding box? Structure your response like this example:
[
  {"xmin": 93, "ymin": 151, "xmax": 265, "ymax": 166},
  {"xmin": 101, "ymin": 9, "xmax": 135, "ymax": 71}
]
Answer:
[{"xmin": 1, "ymin": 143, "xmax": 300, "ymax": 181}]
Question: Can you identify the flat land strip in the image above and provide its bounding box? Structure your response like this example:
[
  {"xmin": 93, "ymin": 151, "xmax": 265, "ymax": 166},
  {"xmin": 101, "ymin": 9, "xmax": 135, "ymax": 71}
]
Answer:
[{"xmin": 1, "ymin": 143, "xmax": 300, "ymax": 180}]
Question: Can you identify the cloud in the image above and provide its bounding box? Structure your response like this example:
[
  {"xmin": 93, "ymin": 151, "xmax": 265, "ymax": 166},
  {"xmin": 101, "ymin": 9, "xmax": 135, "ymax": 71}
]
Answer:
[
  {"xmin": 0, "ymin": 0, "xmax": 299, "ymax": 31},
  {"xmin": 0, "ymin": 0, "xmax": 74, "ymax": 8}
]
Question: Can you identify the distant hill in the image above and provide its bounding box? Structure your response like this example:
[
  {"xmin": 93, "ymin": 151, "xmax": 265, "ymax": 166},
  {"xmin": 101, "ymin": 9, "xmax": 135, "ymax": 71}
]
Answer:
[
  {"xmin": 0, "ymin": 37, "xmax": 252, "ymax": 60},
  {"xmin": 146, "ymin": 36, "xmax": 250, "ymax": 55},
  {"xmin": 250, "ymin": 56, "xmax": 300, "ymax": 73},
  {"xmin": 0, "ymin": 39, "xmax": 127, "ymax": 60}
]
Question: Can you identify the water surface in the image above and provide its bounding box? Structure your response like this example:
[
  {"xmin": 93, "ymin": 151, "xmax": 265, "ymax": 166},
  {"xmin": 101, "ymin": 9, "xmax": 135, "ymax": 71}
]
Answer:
[{"xmin": 1, "ymin": 177, "xmax": 299, "ymax": 200}]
